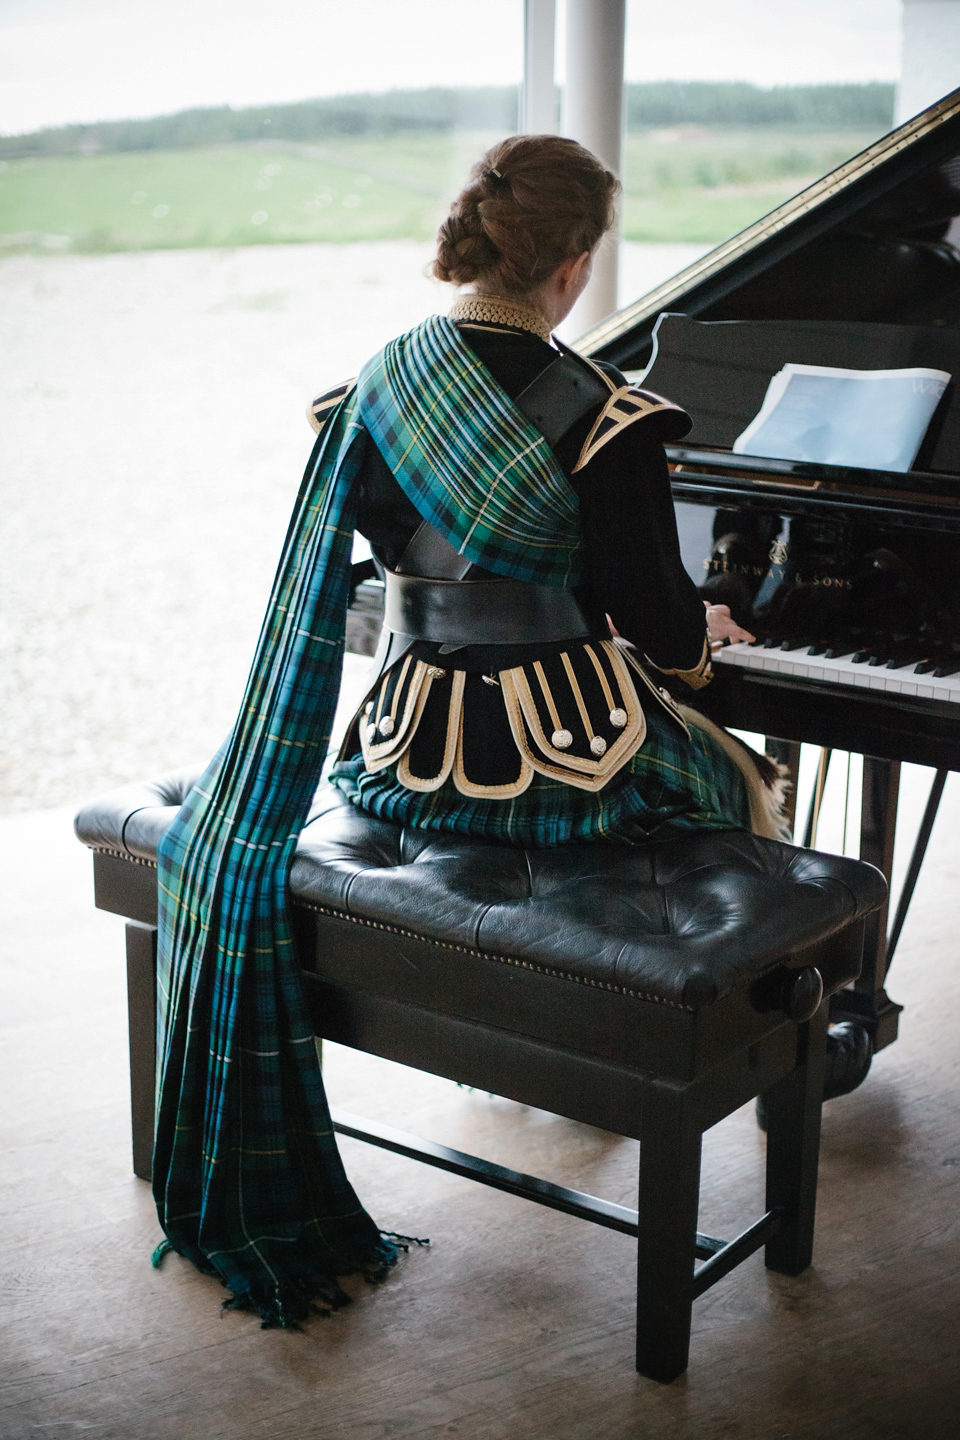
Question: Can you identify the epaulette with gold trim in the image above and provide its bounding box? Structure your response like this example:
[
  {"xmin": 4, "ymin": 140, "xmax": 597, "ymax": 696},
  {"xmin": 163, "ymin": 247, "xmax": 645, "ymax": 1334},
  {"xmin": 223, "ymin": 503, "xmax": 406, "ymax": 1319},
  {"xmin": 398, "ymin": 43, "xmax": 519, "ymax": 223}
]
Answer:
[
  {"xmin": 306, "ymin": 378, "xmax": 355, "ymax": 434},
  {"xmin": 573, "ymin": 385, "xmax": 691, "ymax": 472}
]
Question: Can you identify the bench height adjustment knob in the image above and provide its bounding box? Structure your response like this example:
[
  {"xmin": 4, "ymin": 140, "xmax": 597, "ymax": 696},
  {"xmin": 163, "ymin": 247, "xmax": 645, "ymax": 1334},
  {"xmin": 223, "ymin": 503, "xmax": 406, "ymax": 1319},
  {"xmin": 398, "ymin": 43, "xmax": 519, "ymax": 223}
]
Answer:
[{"xmin": 783, "ymin": 966, "xmax": 824, "ymax": 1023}]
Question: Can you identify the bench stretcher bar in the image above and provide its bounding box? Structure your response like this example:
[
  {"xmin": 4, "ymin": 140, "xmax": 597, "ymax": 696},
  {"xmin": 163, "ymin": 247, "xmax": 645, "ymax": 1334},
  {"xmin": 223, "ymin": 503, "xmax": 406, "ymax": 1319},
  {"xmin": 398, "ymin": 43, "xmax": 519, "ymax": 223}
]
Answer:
[{"xmin": 331, "ymin": 1109, "xmax": 782, "ymax": 1286}]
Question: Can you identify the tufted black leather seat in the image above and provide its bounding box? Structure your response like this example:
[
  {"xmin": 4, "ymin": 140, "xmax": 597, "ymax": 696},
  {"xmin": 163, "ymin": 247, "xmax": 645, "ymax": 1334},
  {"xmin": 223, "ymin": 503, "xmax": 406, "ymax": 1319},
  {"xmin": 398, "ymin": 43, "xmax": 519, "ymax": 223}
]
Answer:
[
  {"xmin": 75, "ymin": 765, "xmax": 886, "ymax": 1382},
  {"xmin": 77, "ymin": 766, "xmax": 883, "ymax": 1074}
]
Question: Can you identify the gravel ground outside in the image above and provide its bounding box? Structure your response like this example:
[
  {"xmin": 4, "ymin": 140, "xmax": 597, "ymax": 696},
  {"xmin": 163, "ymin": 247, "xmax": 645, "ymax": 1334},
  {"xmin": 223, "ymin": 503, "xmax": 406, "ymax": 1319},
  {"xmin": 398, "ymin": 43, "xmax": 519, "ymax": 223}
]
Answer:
[{"xmin": 1, "ymin": 239, "xmax": 707, "ymax": 814}]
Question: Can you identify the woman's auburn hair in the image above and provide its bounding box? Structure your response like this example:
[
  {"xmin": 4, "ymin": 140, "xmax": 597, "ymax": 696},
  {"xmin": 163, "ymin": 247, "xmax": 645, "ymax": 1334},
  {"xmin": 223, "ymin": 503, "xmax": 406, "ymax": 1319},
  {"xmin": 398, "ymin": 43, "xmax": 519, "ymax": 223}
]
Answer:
[{"xmin": 433, "ymin": 134, "xmax": 620, "ymax": 295}]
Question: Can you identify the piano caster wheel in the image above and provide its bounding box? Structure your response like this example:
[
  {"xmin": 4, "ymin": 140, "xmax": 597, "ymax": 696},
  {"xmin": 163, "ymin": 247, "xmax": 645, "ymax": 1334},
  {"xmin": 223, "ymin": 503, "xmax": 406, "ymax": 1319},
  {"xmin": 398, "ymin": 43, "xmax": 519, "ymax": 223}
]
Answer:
[
  {"xmin": 755, "ymin": 1020, "xmax": 874, "ymax": 1130},
  {"xmin": 821, "ymin": 1019, "xmax": 874, "ymax": 1099}
]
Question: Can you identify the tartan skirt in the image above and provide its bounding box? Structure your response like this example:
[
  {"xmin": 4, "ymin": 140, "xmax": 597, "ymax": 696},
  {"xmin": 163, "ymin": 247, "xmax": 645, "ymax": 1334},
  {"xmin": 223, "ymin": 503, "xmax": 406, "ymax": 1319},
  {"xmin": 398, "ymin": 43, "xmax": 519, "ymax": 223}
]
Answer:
[{"xmin": 330, "ymin": 696, "xmax": 753, "ymax": 848}]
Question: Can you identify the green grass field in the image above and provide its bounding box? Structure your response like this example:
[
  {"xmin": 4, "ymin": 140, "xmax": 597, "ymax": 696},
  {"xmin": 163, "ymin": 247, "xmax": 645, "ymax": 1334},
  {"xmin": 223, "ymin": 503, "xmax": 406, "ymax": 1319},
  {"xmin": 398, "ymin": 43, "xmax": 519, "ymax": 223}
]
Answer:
[
  {"xmin": 0, "ymin": 129, "xmax": 878, "ymax": 255},
  {"xmin": 621, "ymin": 127, "xmax": 872, "ymax": 242}
]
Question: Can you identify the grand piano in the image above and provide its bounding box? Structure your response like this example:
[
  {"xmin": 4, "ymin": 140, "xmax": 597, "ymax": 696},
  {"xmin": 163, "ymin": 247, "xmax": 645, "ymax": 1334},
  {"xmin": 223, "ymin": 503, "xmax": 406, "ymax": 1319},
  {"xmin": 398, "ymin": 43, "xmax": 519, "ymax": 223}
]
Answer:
[
  {"xmin": 579, "ymin": 87, "xmax": 960, "ymax": 1071},
  {"xmin": 345, "ymin": 89, "xmax": 960, "ymax": 1085}
]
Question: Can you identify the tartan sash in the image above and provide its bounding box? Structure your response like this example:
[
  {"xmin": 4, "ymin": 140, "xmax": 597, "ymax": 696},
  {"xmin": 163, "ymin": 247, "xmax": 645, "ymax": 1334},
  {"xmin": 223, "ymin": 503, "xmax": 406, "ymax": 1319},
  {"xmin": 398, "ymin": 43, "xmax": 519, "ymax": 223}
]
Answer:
[
  {"xmin": 358, "ymin": 314, "xmax": 582, "ymax": 587},
  {"xmin": 153, "ymin": 317, "xmax": 583, "ymax": 1321}
]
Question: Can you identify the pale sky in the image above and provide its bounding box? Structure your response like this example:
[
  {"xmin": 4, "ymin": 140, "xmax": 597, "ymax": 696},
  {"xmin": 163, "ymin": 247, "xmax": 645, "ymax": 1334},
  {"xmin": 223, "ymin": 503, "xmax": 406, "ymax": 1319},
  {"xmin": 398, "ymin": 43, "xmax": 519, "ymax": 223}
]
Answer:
[{"xmin": 0, "ymin": 0, "xmax": 902, "ymax": 136}]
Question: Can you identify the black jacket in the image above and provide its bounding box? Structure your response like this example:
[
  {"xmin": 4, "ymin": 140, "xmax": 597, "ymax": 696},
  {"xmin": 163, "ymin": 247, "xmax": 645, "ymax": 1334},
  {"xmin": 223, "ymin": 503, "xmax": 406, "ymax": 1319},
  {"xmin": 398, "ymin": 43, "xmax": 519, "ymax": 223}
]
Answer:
[{"xmin": 354, "ymin": 320, "xmax": 708, "ymax": 674}]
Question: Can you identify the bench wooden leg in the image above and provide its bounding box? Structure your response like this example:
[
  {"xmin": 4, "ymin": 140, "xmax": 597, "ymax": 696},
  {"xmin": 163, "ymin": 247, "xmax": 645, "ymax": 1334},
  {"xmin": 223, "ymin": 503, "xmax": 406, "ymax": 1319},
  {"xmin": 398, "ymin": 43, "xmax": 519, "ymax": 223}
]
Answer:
[
  {"xmin": 763, "ymin": 1002, "xmax": 829, "ymax": 1275},
  {"xmin": 125, "ymin": 920, "xmax": 157, "ymax": 1182},
  {"xmin": 635, "ymin": 1087, "xmax": 703, "ymax": 1382}
]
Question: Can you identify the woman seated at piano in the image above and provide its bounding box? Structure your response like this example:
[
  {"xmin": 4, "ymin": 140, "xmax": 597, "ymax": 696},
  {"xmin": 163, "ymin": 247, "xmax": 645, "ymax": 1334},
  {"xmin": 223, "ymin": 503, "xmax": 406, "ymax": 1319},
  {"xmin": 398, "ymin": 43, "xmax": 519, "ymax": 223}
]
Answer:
[
  {"xmin": 149, "ymin": 136, "xmax": 823, "ymax": 1321},
  {"xmin": 311, "ymin": 133, "xmax": 787, "ymax": 844}
]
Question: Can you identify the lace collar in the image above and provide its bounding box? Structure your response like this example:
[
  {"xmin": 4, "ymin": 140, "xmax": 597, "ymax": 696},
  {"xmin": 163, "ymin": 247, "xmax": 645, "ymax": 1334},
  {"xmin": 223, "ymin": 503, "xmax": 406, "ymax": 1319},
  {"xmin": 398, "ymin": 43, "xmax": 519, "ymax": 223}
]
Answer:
[{"xmin": 449, "ymin": 293, "xmax": 553, "ymax": 344}]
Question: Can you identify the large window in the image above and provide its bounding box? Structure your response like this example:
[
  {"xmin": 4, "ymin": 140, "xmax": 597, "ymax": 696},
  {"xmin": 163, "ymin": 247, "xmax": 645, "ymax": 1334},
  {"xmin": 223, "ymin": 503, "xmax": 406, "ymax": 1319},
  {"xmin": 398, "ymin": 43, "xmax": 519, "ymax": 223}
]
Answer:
[{"xmin": 0, "ymin": 0, "xmax": 901, "ymax": 812}]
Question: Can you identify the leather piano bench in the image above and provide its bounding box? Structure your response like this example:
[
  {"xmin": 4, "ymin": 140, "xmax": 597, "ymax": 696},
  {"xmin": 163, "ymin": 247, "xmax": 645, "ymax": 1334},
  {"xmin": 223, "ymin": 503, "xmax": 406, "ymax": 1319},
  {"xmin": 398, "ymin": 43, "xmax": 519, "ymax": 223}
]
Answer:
[{"xmin": 76, "ymin": 768, "xmax": 886, "ymax": 1383}]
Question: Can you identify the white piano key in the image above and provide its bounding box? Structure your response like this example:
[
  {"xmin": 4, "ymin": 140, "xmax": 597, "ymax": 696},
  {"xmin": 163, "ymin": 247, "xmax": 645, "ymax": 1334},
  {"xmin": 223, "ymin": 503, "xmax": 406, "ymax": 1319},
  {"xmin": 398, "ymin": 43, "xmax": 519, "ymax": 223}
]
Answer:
[{"xmin": 713, "ymin": 642, "xmax": 960, "ymax": 704}]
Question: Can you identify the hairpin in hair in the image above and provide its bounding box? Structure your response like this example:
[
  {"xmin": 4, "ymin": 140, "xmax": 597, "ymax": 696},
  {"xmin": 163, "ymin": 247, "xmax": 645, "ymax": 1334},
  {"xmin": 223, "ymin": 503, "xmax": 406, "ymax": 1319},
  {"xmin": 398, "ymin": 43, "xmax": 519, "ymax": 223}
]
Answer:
[{"xmin": 484, "ymin": 167, "xmax": 508, "ymax": 189}]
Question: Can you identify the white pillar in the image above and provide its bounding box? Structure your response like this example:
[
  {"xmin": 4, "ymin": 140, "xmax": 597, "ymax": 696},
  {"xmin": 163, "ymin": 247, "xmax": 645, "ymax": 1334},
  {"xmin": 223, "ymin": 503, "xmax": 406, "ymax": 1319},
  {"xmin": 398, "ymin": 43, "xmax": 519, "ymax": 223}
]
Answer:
[
  {"xmin": 897, "ymin": 0, "xmax": 960, "ymax": 124},
  {"xmin": 560, "ymin": 0, "xmax": 626, "ymax": 335},
  {"xmin": 523, "ymin": 0, "xmax": 557, "ymax": 133}
]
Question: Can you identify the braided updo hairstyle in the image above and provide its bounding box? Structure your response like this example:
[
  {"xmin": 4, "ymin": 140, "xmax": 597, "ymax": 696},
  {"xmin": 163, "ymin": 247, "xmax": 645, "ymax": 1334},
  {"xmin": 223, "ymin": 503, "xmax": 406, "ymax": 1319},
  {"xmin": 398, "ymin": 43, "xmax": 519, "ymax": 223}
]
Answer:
[{"xmin": 433, "ymin": 134, "xmax": 620, "ymax": 295}]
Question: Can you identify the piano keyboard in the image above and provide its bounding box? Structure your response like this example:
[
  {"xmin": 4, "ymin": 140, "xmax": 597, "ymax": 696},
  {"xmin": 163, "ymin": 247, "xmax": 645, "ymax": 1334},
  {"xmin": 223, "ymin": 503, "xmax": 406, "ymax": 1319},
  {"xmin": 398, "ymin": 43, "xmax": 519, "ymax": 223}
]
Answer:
[{"xmin": 714, "ymin": 641, "xmax": 960, "ymax": 704}]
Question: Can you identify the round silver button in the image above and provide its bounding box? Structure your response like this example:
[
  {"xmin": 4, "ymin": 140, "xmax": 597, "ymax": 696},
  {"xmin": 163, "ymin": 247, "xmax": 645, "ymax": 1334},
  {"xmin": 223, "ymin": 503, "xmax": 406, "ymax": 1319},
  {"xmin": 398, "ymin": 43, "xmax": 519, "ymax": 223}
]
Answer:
[
  {"xmin": 378, "ymin": 715, "xmax": 395, "ymax": 737},
  {"xmin": 552, "ymin": 729, "xmax": 573, "ymax": 750},
  {"xmin": 365, "ymin": 722, "xmax": 377, "ymax": 742},
  {"xmin": 609, "ymin": 707, "xmax": 627, "ymax": 728},
  {"xmin": 590, "ymin": 735, "xmax": 608, "ymax": 757}
]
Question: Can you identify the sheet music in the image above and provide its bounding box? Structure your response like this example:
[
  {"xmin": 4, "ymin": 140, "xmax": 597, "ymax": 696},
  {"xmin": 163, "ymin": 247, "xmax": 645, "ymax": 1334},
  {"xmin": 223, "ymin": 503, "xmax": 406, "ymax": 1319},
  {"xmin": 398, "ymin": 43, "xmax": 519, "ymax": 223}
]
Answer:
[{"xmin": 733, "ymin": 363, "xmax": 951, "ymax": 472}]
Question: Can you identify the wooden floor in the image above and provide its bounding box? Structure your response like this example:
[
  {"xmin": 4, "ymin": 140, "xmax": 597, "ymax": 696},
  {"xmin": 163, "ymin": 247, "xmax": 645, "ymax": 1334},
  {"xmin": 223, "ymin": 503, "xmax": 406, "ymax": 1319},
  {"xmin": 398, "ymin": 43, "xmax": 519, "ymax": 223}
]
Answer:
[{"xmin": 2, "ymin": 787, "xmax": 959, "ymax": 1440}]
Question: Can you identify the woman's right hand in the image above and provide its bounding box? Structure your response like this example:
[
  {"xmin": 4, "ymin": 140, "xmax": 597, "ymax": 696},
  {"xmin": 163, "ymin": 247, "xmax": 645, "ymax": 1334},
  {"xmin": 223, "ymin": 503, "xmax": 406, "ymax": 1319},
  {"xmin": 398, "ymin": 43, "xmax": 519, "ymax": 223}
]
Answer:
[{"xmin": 705, "ymin": 602, "xmax": 755, "ymax": 649}]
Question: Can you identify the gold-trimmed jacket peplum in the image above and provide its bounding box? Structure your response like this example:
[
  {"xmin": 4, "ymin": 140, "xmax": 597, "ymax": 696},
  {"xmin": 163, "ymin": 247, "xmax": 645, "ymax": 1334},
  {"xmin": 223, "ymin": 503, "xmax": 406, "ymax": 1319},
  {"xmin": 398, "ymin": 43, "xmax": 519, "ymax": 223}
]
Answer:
[{"xmin": 349, "ymin": 638, "xmax": 697, "ymax": 799}]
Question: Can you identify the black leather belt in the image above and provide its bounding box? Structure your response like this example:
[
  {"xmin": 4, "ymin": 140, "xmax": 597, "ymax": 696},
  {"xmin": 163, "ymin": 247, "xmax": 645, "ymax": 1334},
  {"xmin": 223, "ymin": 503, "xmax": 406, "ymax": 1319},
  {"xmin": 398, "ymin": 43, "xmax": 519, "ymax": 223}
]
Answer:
[{"xmin": 383, "ymin": 570, "xmax": 592, "ymax": 649}]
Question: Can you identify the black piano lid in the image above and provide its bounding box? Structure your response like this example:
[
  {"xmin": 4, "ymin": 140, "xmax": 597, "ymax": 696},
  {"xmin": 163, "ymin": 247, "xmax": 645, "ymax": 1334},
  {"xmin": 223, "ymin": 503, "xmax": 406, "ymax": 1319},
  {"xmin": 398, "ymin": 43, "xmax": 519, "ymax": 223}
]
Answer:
[{"xmin": 580, "ymin": 88, "xmax": 960, "ymax": 372}]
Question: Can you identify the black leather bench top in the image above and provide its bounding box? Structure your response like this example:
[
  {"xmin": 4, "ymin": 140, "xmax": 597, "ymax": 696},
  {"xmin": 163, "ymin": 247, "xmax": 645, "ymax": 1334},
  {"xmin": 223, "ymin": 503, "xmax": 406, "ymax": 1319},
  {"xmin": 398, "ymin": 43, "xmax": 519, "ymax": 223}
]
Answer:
[{"xmin": 76, "ymin": 768, "xmax": 886, "ymax": 1015}]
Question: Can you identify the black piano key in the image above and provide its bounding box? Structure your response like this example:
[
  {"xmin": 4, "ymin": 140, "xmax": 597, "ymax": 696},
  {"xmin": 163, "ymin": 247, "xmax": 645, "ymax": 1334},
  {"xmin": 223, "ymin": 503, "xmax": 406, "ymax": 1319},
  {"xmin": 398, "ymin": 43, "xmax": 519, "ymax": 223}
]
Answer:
[
  {"xmin": 915, "ymin": 660, "xmax": 937, "ymax": 675},
  {"xmin": 780, "ymin": 637, "xmax": 811, "ymax": 652},
  {"xmin": 762, "ymin": 635, "xmax": 782, "ymax": 649},
  {"xmin": 807, "ymin": 642, "xmax": 828, "ymax": 656},
  {"xmin": 933, "ymin": 664, "xmax": 960, "ymax": 678},
  {"xmin": 852, "ymin": 637, "xmax": 887, "ymax": 664}
]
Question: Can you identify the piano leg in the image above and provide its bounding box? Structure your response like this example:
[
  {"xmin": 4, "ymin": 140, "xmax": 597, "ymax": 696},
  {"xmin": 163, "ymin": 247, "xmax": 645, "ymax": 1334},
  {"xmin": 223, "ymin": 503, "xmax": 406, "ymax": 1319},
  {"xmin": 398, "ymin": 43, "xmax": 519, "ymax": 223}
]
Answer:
[
  {"xmin": 802, "ymin": 748, "xmax": 832, "ymax": 848},
  {"xmin": 755, "ymin": 744, "xmax": 893, "ymax": 1124},
  {"xmin": 885, "ymin": 767, "xmax": 948, "ymax": 970},
  {"xmin": 828, "ymin": 756, "xmax": 903, "ymax": 1052}
]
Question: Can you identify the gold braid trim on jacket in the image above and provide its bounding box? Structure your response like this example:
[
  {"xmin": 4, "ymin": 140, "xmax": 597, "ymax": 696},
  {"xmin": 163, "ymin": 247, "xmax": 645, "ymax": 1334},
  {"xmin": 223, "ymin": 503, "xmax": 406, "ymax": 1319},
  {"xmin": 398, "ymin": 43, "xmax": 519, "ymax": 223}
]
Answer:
[
  {"xmin": 306, "ymin": 378, "xmax": 355, "ymax": 434},
  {"xmin": 650, "ymin": 636, "xmax": 713, "ymax": 691}
]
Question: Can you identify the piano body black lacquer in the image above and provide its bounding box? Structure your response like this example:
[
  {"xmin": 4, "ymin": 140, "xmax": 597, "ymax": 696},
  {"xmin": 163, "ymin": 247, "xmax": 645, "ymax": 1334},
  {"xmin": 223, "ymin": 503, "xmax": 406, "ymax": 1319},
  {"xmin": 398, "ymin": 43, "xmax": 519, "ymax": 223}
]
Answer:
[{"xmin": 581, "ymin": 88, "xmax": 960, "ymax": 1065}]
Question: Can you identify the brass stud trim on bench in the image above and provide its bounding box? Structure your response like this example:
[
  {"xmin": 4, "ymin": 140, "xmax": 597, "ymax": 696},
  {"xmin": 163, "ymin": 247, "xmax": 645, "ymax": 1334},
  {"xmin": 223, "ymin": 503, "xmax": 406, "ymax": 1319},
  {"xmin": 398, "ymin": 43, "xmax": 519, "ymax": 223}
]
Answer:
[
  {"xmin": 91, "ymin": 845, "xmax": 827, "ymax": 1015},
  {"xmin": 90, "ymin": 844, "xmax": 686, "ymax": 1009},
  {"xmin": 295, "ymin": 896, "xmax": 686, "ymax": 1009}
]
